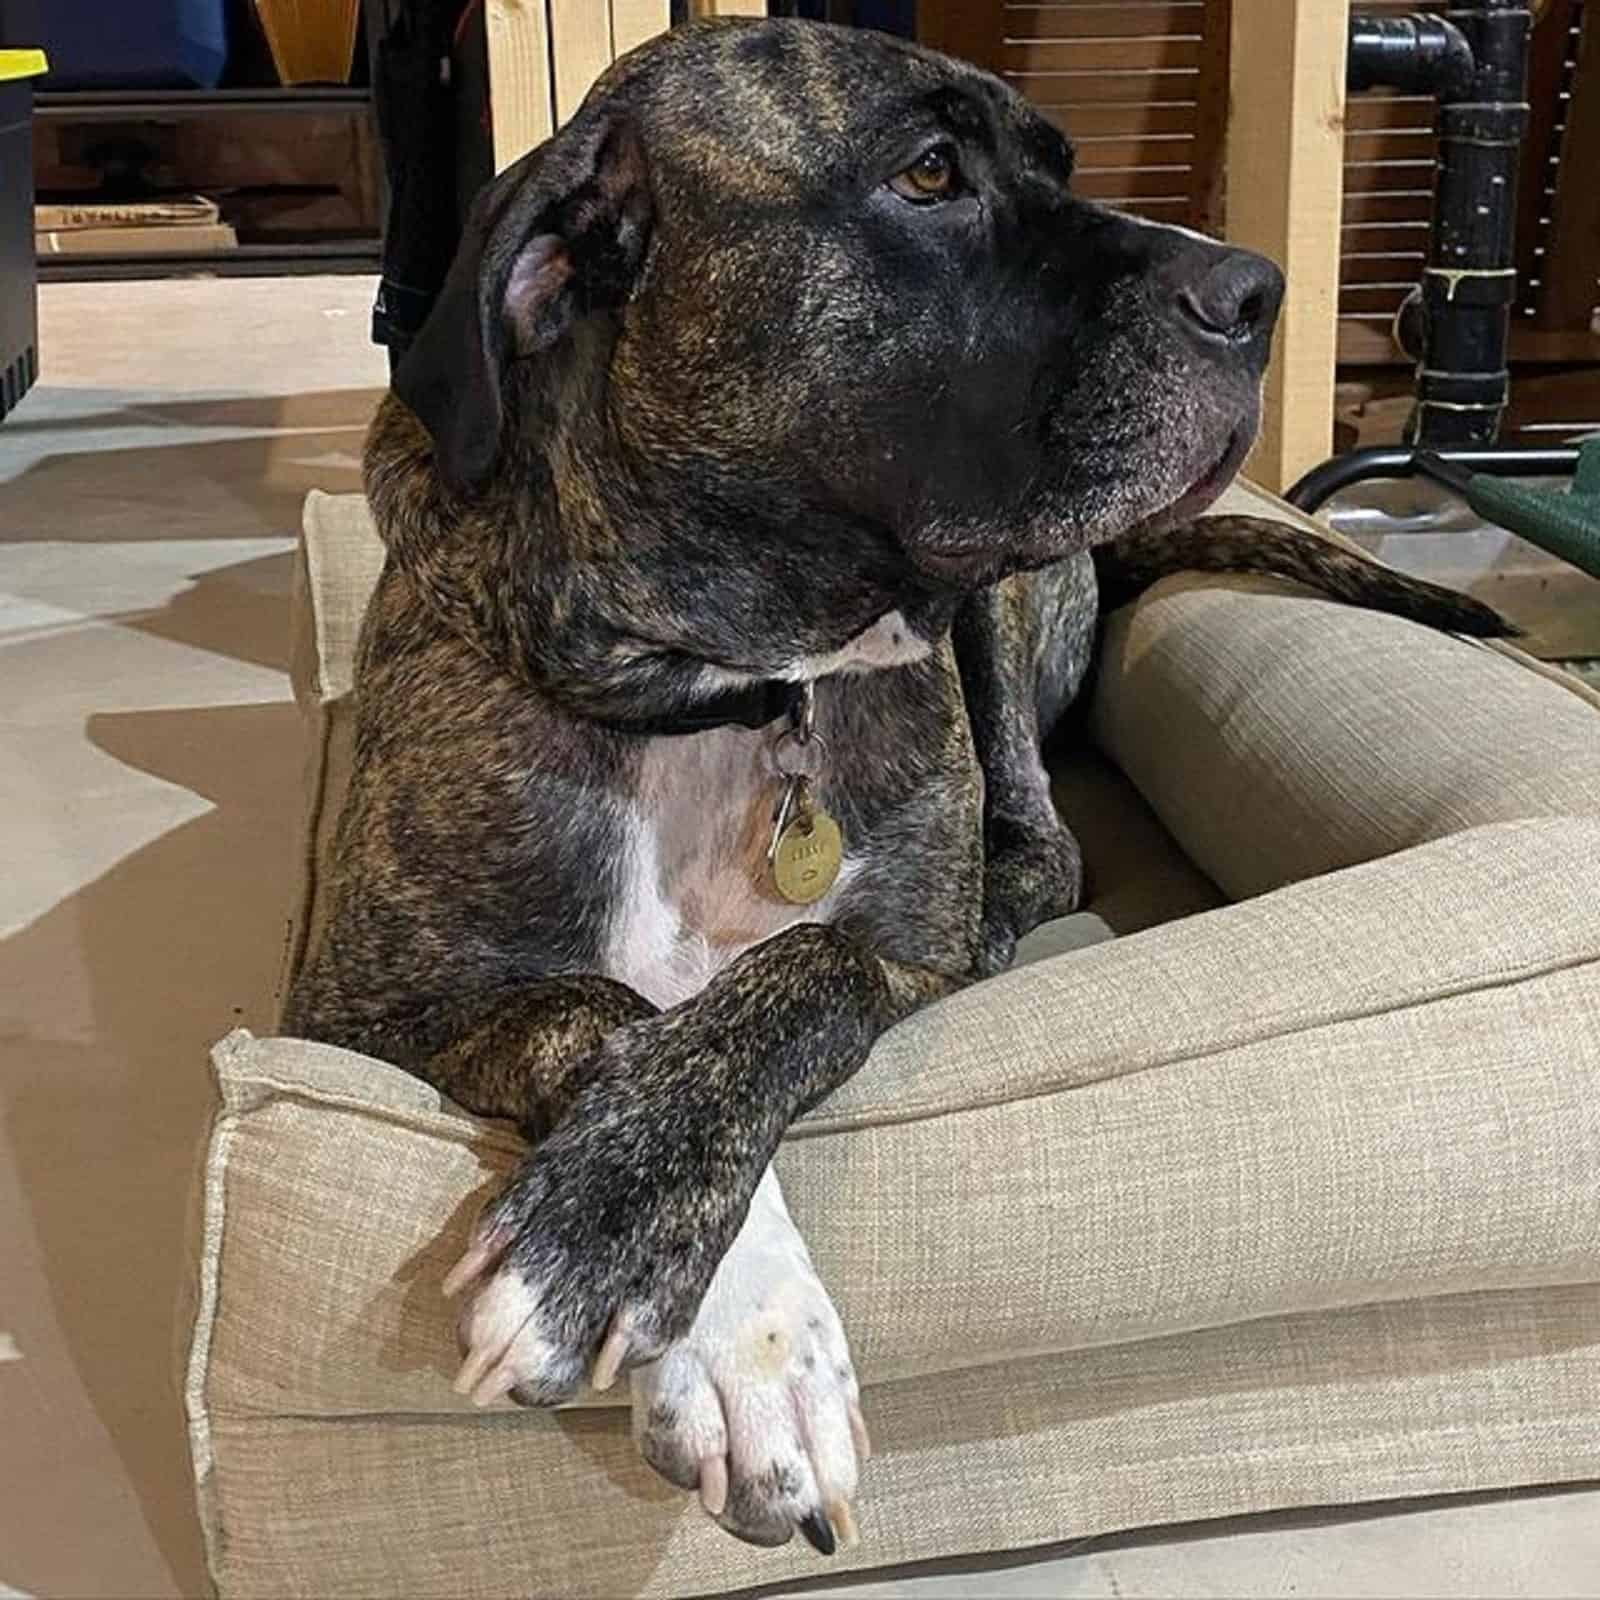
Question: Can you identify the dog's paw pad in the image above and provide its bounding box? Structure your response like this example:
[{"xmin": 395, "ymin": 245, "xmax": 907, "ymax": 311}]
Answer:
[{"xmin": 631, "ymin": 1247, "xmax": 865, "ymax": 1553}]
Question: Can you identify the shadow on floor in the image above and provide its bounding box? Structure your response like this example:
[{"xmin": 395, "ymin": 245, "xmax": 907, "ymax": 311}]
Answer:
[
  {"xmin": 0, "ymin": 389, "xmax": 382, "ymax": 544},
  {"xmin": 115, "ymin": 547, "xmax": 299, "ymax": 675},
  {"xmin": 0, "ymin": 388, "xmax": 386, "ymax": 439},
  {"xmin": 1, "ymin": 692, "xmax": 303, "ymax": 1595}
]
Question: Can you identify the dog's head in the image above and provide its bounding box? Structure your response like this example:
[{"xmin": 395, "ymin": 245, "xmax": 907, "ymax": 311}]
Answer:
[{"xmin": 393, "ymin": 19, "xmax": 1281, "ymax": 641}]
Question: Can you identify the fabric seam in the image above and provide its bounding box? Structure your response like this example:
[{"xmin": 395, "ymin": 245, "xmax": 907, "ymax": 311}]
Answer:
[{"xmin": 792, "ymin": 946, "xmax": 1600, "ymax": 1140}]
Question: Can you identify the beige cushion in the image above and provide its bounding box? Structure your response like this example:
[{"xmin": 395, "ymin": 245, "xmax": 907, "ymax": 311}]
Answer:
[
  {"xmin": 189, "ymin": 485, "xmax": 1600, "ymax": 1597},
  {"xmin": 194, "ymin": 1283, "xmax": 1600, "ymax": 1599},
  {"xmin": 189, "ymin": 812, "xmax": 1600, "ymax": 1593},
  {"xmin": 1093, "ymin": 574, "xmax": 1600, "ymax": 902},
  {"xmin": 194, "ymin": 814, "xmax": 1600, "ymax": 1418}
]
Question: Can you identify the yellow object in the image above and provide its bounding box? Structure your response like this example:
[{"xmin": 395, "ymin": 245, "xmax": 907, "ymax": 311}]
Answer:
[{"xmin": 0, "ymin": 49, "xmax": 48, "ymax": 81}]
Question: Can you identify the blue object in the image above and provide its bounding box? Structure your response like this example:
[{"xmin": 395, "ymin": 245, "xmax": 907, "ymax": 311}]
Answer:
[{"xmin": 40, "ymin": 0, "xmax": 228, "ymax": 90}]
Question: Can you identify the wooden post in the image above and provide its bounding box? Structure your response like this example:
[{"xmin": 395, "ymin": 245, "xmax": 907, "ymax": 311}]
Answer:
[
  {"xmin": 612, "ymin": 0, "xmax": 670, "ymax": 57},
  {"xmin": 549, "ymin": 0, "xmax": 615, "ymax": 123},
  {"xmin": 487, "ymin": 0, "xmax": 669, "ymax": 170},
  {"xmin": 486, "ymin": 0, "xmax": 555, "ymax": 170},
  {"xmin": 690, "ymin": 0, "xmax": 767, "ymax": 16},
  {"xmin": 1226, "ymin": 0, "xmax": 1350, "ymax": 492}
]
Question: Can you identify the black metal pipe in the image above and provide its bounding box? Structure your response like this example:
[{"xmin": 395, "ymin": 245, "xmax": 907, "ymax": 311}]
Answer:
[
  {"xmin": 1345, "ymin": 4, "xmax": 1532, "ymax": 446},
  {"xmin": 1414, "ymin": 1, "xmax": 1531, "ymax": 445},
  {"xmin": 1285, "ymin": 444, "xmax": 1579, "ymax": 514},
  {"xmin": 1347, "ymin": 14, "xmax": 1475, "ymax": 97}
]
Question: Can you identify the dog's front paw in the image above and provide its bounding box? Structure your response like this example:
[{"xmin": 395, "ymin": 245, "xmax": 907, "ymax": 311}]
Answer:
[
  {"xmin": 443, "ymin": 1021, "xmax": 757, "ymax": 1407},
  {"xmin": 980, "ymin": 818, "xmax": 1083, "ymax": 973},
  {"xmin": 632, "ymin": 1171, "xmax": 868, "ymax": 1554}
]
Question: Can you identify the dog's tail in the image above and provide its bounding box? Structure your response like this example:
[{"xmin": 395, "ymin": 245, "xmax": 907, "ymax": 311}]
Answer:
[{"xmin": 1092, "ymin": 513, "xmax": 1517, "ymax": 637}]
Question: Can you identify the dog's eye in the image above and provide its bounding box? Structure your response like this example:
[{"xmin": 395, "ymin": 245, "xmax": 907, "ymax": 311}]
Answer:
[{"xmin": 889, "ymin": 145, "xmax": 960, "ymax": 203}]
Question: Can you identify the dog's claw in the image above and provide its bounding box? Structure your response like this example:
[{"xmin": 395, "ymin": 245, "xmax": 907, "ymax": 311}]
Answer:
[
  {"xmin": 468, "ymin": 1359, "xmax": 519, "ymax": 1408},
  {"xmin": 848, "ymin": 1401, "xmax": 871, "ymax": 1462},
  {"xmin": 442, "ymin": 1226, "xmax": 509, "ymax": 1298},
  {"xmin": 698, "ymin": 1455, "xmax": 729, "ymax": 1518},
  {"xmin": 453, "ymin": 1338, "xmax": 504, "ymax": 1400},
  {"xmin": 799, "ymin": 1511, "xmax": 837, "ymax": 1556},
  {"xmin": 591, "ymin": 1314, "xmax": 630, "ymax": 1392},
  {"xmin": 826, "ymin": 1497, "xmax": 859, "ymax": 1550}
]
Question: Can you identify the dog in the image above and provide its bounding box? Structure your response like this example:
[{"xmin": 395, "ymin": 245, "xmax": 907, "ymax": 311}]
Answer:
[{"xmin": 285, "ymin": 17, "xmax": 1509, "ymax": 1556}]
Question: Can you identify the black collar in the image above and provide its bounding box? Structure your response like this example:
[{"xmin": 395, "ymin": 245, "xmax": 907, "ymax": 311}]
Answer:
[{"xmin": 586, "ymin": 678, "xmax": 806, "ymax": 739}]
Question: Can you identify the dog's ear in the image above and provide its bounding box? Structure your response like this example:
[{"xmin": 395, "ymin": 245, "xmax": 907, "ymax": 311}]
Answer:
[{"xmin": 392, "ymin": 110, "xmax": 653, "ymax": 497}]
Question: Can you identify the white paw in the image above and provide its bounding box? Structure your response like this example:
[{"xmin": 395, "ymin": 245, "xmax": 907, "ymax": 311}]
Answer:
[{"xmin": 630, "ymin": 1168, "xmax": 869, "ymax": 1553}]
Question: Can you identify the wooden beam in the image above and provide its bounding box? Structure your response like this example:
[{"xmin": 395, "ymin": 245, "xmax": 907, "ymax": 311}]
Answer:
[
  {"xmin": 690, "ymin": 0, "xmax": 766, "ymax": 16},
  {"xmin": 550, "ymin": 0, "xmax": 614, "ymax": 124},
  {"xmin": 611, "ymin": 0, "xmax": 669, "ymax": 57},
  {"xmin": 1226, "ymin": 0, "xmax": 1350, "ymax": 492},
  {"xmin": 486, "ymin": 0, "xmax": 555, "ymax": 170}
]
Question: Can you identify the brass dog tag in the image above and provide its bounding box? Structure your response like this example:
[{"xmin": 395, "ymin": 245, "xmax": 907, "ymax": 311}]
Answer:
[{"xmin": 772, "ymin": 808, "xmax": 844, "ymax": 904}]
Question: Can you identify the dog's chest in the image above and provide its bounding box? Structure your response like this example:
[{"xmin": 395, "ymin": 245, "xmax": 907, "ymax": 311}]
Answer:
[{"xmin": 603, "ymin": 727, "xmax": 858, "ymax": 1011}]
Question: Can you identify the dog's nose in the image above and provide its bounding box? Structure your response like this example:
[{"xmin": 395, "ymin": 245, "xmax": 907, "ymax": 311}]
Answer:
[{"xmin": 1174, "ymin": 248, "xmax": 1284, "ymax": 348}]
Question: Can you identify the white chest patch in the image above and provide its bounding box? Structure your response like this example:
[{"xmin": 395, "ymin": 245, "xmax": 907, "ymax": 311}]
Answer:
[
  {"xmin": 790, "ymin": 609, "xmax": 931, "ymax": 679},
  {"xmin": 603, "ymin": 726, "xmax": 861, "ymax": 1011}
]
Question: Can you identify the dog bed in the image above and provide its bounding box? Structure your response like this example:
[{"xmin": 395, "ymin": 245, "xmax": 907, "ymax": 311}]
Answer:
[{"xmin": 181, "ymin": 483, "xmax": 1600, "ymax": 1598}]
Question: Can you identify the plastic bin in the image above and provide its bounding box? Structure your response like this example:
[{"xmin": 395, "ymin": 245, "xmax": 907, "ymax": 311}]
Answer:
[
  {"xmin": 0, "ymin": 48, "xmax": 45, "ymax": 423},
  {"xmin": 40, "ymin": 0, "xmax": 227, "ymax": 91}
]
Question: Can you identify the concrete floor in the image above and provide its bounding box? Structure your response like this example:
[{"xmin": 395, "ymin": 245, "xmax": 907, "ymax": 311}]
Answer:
[{"xmin": 1, "ymin": 276, "xmax": 1596, "ymax": 1599}]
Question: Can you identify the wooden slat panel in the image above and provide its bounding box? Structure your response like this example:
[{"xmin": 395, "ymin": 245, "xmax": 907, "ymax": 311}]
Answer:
[
  {"xmin": 1516, "ymin": 0, "xmax": 1582, "ymax": 316},
  {"xmin": 1339, "ymin": 284, "xmax": 1413, "ymax": 315},
  {"xmin": 1341, "ymin": 222, "xmax": 1432, "ymax": 253},
  {"xmin": 1345, "ymin": 96, "xmax": 1436, "ymax": 132},
  {"xmin": 1042, "ymin": 102, "xmax": 1196, "ymax": 138},
  {"xmin": 1341, "ymin": 251, "xmax": 1427, "ymax": 285},
  {"xmin": 1538, "ymin": 1, "xmax": 1600, "ymax": 328},
  {"xmin": 1187, "ymin": 0, "xmax": 1231, "ymax": 234},
  {"xmin": 611, "ymin": 0, "xmax": 668, "ymax": 56},
  {"xmin": 1341, "ymin": 160, "xmax": 1438, "ymax": 195},
  {"xmin": 1344, "ymin": 129, "xmax": 1439, "ymax": 163},
  {"xmin": 919, "ymin": 0, "xmax": 1003, "ymax": 67},
  {"xmin": 1003, "ymin": 4, "xmax": 1204, "ymax": 40},
  {"xmin": 1002, "ymin": 36, "xmax": 1202, "ymax": 73},
  {"xmin": 1010, "ymin": 71, "xmax": 1200, "ymax": 104},
  {"xmin": 486, "ymin": 0, "xmax": 555, "ymax": 169},
  {"xmin": 1071, "ymin": 135, "xmax": 1196, "ymax": 168},
  {"xmin": 1073, "ymin": 166, "xmax": 1194, "ymax": 200},
  {"xmin": 1334, "ymin": 323, "xmax": 1596, "ymax": 366},
  {"xmin": 1343, "ymin": 190, "xmax": 1434, "ymax": 225}
]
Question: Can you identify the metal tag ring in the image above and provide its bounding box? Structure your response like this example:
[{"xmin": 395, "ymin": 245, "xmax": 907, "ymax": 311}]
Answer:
[{"xmin": 772, "ymin": 729, "xmax": 828, "ymax": 781}]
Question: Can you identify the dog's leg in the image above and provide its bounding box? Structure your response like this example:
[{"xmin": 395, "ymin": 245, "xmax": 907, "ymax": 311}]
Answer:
[
  {"xmin": 420, "ymin": 975, "xmax": 657, "ymax": 1137},
  {"xmin": 632, "ymin": 1164, "xmax": 868, "ymax": 1551},
  {"xmin": 953, "ymin": 558, "xmax": 1094, "ymax": 972},
  {"xmin": 445, "ymin": 926, "xmax": 955, "ymax": 1416},
  {"xmin": 302, "ymin": 975, "xmax": 659, "ymax": 1139}
]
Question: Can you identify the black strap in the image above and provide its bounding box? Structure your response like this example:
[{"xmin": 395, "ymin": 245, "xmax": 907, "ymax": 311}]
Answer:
[{"xmin": 587, "ymin": 678, "xmax": 805, "ymax": 739}]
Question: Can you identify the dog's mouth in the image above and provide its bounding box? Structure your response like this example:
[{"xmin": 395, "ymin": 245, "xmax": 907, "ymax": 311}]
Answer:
[
  {"xmin": 911, "ymin": 423, "xmax": 1250, "ymax": 587},
  {"xmin": 1162, "ymin": 426, "xmax": 1247, "ymax": 522}
]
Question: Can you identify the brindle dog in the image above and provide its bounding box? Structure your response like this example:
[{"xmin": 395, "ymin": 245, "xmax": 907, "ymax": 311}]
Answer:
[{"xmin": 286, "ymin": 18, "xmax": 1507, "ymax": 1556}]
